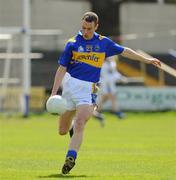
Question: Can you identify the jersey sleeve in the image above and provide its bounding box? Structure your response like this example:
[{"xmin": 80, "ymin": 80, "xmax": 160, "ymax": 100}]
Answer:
[
  {"xmin": 105, "ymin": 38, "xmax": 124, "ymax": 58},
  {"xmin": 58, "ymin": 42, "xmax": 73, "ymax": 67}
]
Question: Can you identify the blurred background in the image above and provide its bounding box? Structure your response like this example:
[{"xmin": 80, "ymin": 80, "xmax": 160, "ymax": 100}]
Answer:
[{"xmin": 0, "ymin": 0, "xmax": 176, "ymax": 116}]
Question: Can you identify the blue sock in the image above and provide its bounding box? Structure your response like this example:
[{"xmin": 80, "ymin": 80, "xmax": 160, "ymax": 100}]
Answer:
[{"xmin": 66, "ymin": 150, "xmax": 77, "ymax": 160}]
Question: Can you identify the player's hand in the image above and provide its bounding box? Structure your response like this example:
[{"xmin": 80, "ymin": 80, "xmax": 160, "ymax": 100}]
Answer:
[
  {"xmin": 50, "ymin": 92, "xmax": 57, "ymax": 97},
  {"xmin": 145, "ymin": 58, "xmax": 161, "ymax": 67}
]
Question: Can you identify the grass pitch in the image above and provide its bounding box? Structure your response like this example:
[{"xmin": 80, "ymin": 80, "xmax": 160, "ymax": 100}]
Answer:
[{"xmin": 0, "ymin": 111, "xmax": 175, "ymax": 180}]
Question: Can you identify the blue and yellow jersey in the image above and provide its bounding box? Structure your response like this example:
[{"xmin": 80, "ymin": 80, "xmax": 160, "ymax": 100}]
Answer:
[{"xmin": 59, "ymin": 31, "xmax": 124, "ymax": 83}]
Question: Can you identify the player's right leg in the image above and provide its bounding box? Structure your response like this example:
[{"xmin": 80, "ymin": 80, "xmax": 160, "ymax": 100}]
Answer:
[{"xmin": 58, "ymin": 110, "xmax": 76, "ymax": 135}]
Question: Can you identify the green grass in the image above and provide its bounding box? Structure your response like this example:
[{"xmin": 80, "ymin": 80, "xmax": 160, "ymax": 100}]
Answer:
[{"xmin": 0, "ymin": 112, "xmax": 176, "ymax": 180}]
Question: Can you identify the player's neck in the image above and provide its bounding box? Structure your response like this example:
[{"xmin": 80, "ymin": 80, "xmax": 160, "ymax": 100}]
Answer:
[{"xmin": 83, "ymin": 34, "xmax": 94, "ymax": 40}]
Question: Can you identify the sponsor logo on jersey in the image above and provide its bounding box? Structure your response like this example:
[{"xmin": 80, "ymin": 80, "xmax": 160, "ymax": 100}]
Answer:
[{"xmin": 72, "ymin": 51, "xmax": 105, "ymax": 68}]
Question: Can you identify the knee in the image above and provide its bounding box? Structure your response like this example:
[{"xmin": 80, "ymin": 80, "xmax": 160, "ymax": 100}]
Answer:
[
  {"xmin": 75, "ymin": 119, "xmax": 85, "ymax": 133},
  {"xmin": 58, "ymin": 128, "xmax": 68, "ymax": 135}
]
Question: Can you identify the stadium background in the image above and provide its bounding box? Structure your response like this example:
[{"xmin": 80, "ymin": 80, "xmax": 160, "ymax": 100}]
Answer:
[{"xmin": 0, "ymin": 0, "xmax": 176, "ymax": 114}]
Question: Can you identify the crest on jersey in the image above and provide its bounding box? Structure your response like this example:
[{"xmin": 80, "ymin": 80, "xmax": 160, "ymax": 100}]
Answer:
[
  {"xmin": 78, "ymin": 46, "xmax": 84, "ymax": 52},
  {"xmin": 86, "ymin": 45, "xmax": 93, "ymax": 52},
  {"xmin": 95, "ymin": 45, "xmax": 100, "ymax": 51}
]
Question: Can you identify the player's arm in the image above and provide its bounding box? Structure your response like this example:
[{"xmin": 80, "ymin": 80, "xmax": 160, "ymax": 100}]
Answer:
[
  {"xmin": 121, "ymin": 47, "xmax": 161, "ymax": 67},
  {"xmin": 51, "ymin": 40, "xmax": 73, "ymax": 96},
  {"xmin": 51, "ymin": 65, "xmax": 66, "ymax": 96}
]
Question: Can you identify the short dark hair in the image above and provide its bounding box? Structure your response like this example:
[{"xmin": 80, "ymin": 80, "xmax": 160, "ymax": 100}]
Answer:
[{"xmin": 82, "ymin": 12, "xmax": 99, "ymax": 25}]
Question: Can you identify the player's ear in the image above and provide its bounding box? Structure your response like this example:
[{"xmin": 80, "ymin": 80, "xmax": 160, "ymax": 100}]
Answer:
[{"xmin": 95, "ymin": 23, "xmax": 99, "ymax": 31}]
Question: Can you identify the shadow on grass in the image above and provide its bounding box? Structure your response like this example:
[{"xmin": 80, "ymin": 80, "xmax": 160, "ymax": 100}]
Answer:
[{"xmin": 38, "ymin": 173, "xmax": 89, "ymax": 178}]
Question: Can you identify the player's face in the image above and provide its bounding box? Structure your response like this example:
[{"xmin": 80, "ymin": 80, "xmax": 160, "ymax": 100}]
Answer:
[{"xmin": 81, "ymin": 20, "xmax": 98, "ymax": 40}]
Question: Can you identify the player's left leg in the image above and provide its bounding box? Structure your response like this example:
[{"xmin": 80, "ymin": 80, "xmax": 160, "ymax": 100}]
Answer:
[{"xmin": 61, "ymin": 104, "xmax": 94, "ymax": 174}]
